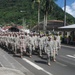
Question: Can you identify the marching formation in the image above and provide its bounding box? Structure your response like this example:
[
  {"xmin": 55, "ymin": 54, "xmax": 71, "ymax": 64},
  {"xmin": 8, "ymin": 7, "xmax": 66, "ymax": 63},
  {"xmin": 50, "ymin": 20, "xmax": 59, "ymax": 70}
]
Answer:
[{"xmin": 0, "ymin": 32, "xmax": 61, "ymax": 66}]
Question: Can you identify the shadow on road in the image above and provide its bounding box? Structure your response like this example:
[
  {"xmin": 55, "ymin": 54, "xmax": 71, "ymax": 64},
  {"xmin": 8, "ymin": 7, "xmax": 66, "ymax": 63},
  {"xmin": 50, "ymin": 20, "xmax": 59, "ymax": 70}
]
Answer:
[{"xmin": 35, "ymin": 60, "xmax": 47, "ymax": 64}]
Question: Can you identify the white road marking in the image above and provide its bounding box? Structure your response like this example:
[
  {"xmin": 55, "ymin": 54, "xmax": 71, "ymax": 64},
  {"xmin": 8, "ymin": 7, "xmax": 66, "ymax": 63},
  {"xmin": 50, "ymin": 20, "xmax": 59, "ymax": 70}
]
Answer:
[
  {"xmin": 60, "ymin": 55, "xmax": 75, "ymax": 62},
  {"xmin": 23, "ymin": 58, "xmax": 43, "ymax": 70},
  {"xmin": 56, "ymin": 61, "xmax": 67, "ymax": 67},
  {"xmin": 42, "ymin": 69, "xmax": 53, "ymax": 75},
  {"xmin": 67, "ymin": 55, "xmax": 75, "ymax": 58},
  {"xmin": 22, "ymin": 58, "xmax": 53, "ymax": 75},
  {"xmin": 0, "ymin": 62, "xmax": 4, "ymax": 67}
]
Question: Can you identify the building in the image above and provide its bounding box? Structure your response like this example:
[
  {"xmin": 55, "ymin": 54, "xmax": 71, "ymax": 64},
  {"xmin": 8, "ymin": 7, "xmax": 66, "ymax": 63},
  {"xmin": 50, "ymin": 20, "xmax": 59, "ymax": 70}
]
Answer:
[
  {"xmin": 2, "ymin": 25, "xmax": 23, "ymax": 32},
  {"xmin": 32, "ymin": 20, "xmax": 64, "ymax": 31}
]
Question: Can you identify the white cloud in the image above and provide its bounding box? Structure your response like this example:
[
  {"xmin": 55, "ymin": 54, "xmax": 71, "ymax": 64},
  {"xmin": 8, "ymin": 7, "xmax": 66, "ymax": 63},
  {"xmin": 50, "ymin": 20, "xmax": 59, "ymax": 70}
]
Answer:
[
  {"xmin": 72, "ymin": 2, "xmax": 75, "ymax": 9},
  {"xmin": 62, "ymin": 2, "xmax": 75, "ymax": 17}
]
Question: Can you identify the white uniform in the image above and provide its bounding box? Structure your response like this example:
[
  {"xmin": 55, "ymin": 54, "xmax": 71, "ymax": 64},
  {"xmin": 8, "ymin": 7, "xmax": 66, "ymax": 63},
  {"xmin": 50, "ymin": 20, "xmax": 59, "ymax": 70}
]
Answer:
[
  {"xmin": 53, "ymin": 39, "xmax": 58, "ymax": 56},
  {"xmin": 46, "ymin": 38, "xmax": 53, "ymax": 65},
  {"xmin": 38, "ymin": 36, "xmax": 44, "ymax": 57},
  {"xmin": 28, "ymin": 35, "xmax": 33, "ymax": 57},
  {"xmin": 52, "ymin": 37, "xmax": 58, "ymax": 61},
  {"xmin": 57, "ymin": 35, "xmax": 61, "ymax": 50},
  {"xmin": 14, "ymin": 36, "xmax": 19, "ymax": 54},
  {"xmin": 20, "ymin": 36, "xmax": 26, "ymax": 57},
  {"xmin": 24, "ymin": 34, "xmax": 30, "ymax": 50},
  {"xmin": 43, "ymin": 36, "xmax": 48, "ymax": 53},
  {"xmin": 11, "ymin": 36, "xmax": 15, "ymax": 52},
  {"xmin": 31, "ymin": 35, "xmax": 36, "ymax": 51},
  {"xmin": 33, "ymin": 35, "xmax": 38, "ymax": 51}
]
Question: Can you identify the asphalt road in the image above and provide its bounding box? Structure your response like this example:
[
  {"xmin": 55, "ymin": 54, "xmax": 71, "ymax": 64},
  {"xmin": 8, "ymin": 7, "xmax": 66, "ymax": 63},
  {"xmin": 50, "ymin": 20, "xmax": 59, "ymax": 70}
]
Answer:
[{"xmin": 0, "ymin": 45, "xmax": 75, "ymax": 75}]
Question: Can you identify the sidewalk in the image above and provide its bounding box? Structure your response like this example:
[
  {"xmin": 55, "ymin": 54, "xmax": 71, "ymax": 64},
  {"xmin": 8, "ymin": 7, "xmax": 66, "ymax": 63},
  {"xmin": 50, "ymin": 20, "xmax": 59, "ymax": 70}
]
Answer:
[
  {"xmin": 0, "ymin": 67, "xmax": 25, "ymax": 75},
  {"xmin": 0, "ymin": 48, "xmax": 34, "ymax": 75},
  {"xmin": 62, "ymin": 44, "xmax": 75, "ymax": 49}
]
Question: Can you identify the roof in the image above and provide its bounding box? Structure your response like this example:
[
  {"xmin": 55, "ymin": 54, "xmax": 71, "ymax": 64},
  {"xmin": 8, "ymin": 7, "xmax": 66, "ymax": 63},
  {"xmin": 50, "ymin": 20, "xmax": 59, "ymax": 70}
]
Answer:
[
  {"xmin": 33, "ymin": 20, "xmax": 64, "ymax": 31},
  {"xmin": 2, "ymin": 26, "xmax": 23, "ymax": 30},
  {"xmin": 2, "ymin": 26, "xmax": 11, "ymax": 30},
  {"xmin": 59, "ymin": 24, "xmax": 75, "ymax": 29},
  {"xmin": 47, "ymin": 20, "xmax": 63, "ymax": 23},
  {"xmin": 17, "ymin": 26, "xmax": 23, "ymax": 29}
]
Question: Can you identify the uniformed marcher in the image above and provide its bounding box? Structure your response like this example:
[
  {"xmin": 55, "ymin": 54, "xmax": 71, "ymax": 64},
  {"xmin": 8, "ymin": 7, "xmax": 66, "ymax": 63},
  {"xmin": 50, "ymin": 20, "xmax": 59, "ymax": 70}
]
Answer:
[
  {"xmin": 30, "ymin": 34, "xmax": 36, "ymax": 52},
  {"xmin": 57, "ymin": 34, "xmax": 61, "ymax": 50},
  {"xmin": 43, "ymin": 34, "xmax": 48, "ymax": 53},
  {"xmin": 28, "ymin": 34, "xmax": 33, "ymax": 57},
  {"xmin": 53, "ymin": 36, "xmax": 57, "ymax": 61},
  {"xmin": 19, "ymin": 35, "xmax": 26, "ymax": 58},
  {"xmin": 46, "ymin": 37, "xmax": 53, "ymax": 66},
  {"xmin": 0, "ymin": 31, "xmax": 61, "ymax": 66},
  {"xmin": 38, "ymin": 35, "xmax": 44, "ymax": 57}
]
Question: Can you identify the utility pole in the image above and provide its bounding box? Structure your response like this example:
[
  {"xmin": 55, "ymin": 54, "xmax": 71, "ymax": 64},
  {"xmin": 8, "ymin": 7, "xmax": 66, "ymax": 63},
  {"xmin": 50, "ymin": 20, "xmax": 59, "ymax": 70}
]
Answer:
[
  {"xmin": 63, "ymin": 0, "xmax": 66, "ymax": 43},
  {"xmin": 64, "ymin": 0, "xmax": 66, "ymax": 26}
]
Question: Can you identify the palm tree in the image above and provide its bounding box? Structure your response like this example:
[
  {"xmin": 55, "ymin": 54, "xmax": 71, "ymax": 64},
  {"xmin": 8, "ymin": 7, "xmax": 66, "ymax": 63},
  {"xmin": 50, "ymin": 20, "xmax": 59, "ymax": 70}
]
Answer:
[
  {"xmin": 32, "ymin": 0, "xmax": 40, "ymax": 32},
  {"xmin": 41, "ymin": 0, "xmax": 57, "ymax": 33},
  {"xmin": 22, "ymin": 17, "xmax": 27, "ymax": 29}
]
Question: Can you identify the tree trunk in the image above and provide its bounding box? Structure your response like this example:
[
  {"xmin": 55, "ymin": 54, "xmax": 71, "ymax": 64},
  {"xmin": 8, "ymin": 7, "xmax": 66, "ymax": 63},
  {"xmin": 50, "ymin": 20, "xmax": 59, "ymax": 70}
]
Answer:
[
  {"xmin": 38, "ymin": 3, "xmax": 40, "ymax": 32},
  {"xmin": 43, "ymin": 11, "xmax": 48, "ymax": 33},
  {"xmin": 43, "ymin": 14, "xmax": 46, "ymax": 33},
  {"xmin": 45, "ymin": 11, "xmax": 47, "ymax": 31}
]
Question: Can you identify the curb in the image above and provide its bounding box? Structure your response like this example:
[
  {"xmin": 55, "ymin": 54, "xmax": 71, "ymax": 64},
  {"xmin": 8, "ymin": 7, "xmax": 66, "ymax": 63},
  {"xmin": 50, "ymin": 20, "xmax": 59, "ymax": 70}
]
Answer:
[{"xmin": 62, "ymin": 44, "xmax": 75, "ymax": 49}]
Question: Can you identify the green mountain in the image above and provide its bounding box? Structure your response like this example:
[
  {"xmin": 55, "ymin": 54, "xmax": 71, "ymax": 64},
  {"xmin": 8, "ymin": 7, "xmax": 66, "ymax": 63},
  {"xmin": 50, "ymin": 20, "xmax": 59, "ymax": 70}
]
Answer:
[{"xmin": 0, "ymin": 0, "xmax": 75, "ymax": 27}]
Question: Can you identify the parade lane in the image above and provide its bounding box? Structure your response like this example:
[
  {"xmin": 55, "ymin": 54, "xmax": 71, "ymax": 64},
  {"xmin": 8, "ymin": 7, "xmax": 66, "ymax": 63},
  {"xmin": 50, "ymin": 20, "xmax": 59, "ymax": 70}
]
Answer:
[
  {"xmin": 59, "ymin": 45, "xmax": 75, "ymax": 56},
  {"xmin": 13, "ymin": 45, "xmax": 75, "ymax": 75},
  {"xmin": 56, "ymin": 45, "xmax": 75, "ymax": 67},
  {"xmin": 14, "ymin": 53, "xmax": 75, "ymax": 75},
  {"xmin": 0, "ymin": 45, "xmax": 75, "ymax": 75}
]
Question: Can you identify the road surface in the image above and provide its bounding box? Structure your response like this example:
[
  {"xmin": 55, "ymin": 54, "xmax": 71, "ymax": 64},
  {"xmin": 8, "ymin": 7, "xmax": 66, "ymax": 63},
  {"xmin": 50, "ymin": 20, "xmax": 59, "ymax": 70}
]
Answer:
[{"xmin": 0, "ymin": 45, "xmax": 75, "ymax": 75}]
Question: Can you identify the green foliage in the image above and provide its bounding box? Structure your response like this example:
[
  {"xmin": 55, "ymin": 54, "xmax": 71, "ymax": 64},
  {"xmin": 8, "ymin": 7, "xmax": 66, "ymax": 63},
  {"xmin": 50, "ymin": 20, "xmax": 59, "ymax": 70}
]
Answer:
[{"xmin": 0, "ymin": 0, "xmax": 75, "ymax": 27}]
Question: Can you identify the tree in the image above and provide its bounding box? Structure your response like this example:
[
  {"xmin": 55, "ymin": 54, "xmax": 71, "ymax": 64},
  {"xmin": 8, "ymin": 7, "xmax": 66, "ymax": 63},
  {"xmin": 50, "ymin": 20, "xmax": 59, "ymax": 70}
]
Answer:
[
  {"xmin": 32, "ymin": 0, "xmax": 41, "ymax": 31},
  {"xmin": 41, "ymin": 0, "xmax": 57, "ymax": 33}
]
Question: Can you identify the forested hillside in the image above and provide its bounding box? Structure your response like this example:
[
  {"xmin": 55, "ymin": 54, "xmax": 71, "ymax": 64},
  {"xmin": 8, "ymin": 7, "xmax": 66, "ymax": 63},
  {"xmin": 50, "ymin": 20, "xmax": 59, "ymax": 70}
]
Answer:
[{"xmin": 0, "ymin": 0, "xmax": 75, "ymax": 28}]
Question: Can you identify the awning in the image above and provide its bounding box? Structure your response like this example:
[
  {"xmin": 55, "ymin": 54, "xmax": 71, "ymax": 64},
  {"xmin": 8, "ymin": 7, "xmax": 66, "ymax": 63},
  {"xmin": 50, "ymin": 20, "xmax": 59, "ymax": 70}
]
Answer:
[
  {"xmin": 59, "ymin": 24, "xmax": 75, "ymax": 29},
  {"xmin": 21, "ymin": 29, "xmax": 30, "ymax": 33}
]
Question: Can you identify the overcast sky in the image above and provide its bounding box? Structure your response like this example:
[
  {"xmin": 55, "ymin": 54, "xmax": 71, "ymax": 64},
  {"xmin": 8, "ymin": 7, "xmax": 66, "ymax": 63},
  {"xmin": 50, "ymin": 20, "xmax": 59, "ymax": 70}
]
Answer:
[{"xmin": 56, "ymin": 0, "xmax": 75, "ymax": 17}]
